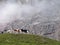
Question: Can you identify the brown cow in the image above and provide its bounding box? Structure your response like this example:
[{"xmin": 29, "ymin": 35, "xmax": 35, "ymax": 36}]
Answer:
[{"xmin": 14, "ymin": 29, "xmax": 20, "ymax": 33}]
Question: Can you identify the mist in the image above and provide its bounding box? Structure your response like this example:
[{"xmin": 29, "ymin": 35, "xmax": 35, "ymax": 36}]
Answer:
[
  {"xmin": 0, "ymin": 0, "xmax": 60, "ymax": 31},
  {"xmin": 0, "ymin": 0, "xmax": 36, "ymax": 24}
]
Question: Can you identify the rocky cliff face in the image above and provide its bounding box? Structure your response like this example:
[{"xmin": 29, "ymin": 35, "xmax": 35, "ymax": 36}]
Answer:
[{"xmin": 4, "ymin": 19, "xmax": 60, "ymax": 41}]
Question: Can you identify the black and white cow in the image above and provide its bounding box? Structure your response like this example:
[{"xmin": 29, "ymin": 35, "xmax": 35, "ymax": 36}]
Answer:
[{"xmin": 20, "ymin": 29, "xmax": 29, "ymax": 33}]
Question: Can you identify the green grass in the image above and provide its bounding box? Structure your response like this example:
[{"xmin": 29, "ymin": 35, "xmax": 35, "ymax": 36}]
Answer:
[{"xmin": 0, "ymin": 34, "xmax": 60, "ymax": 45}]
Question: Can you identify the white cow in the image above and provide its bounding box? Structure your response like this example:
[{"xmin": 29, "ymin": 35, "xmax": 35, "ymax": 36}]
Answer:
[{"xmin": 6, "ymin": 30, "xmax": 13, "ymax": 33}]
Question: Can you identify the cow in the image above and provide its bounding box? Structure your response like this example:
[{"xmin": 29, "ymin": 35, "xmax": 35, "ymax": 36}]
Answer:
[
  {"xmin": 14, "ymin": 29, "xmax": 20, "ymax": 33},
  {"xmin": 1, "ymin": 29, "xmax": 29, "ymax": 34},
  {"xmin": 4, "ymin": 29, "xmax": 7, "ymax": 31},
  {"xmin": 6, "ymin": 30, "xmax": 12, "ymax": 33},
  {"xmin": 1, "ymin": 31, "xmax": 4, "ymax": 34},
  {"xmin": 20, "ymin": 29, "xmax": 29, "ymax": 33}
]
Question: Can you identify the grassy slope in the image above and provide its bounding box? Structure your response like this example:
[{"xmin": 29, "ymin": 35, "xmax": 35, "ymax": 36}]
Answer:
[{"xmin": 0, "ymin": 34, "xmax": 60, "ymax": 45}]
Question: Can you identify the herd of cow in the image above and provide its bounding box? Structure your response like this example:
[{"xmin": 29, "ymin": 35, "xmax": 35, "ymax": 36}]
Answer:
[{"xmin": 0, "ymin": 29, "xmax": 29, "ymax": 34}]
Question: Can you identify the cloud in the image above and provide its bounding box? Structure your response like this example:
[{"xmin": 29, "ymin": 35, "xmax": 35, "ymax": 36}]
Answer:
[{"xmin": 0, "ymin": 0, "xmax": 60, "ymax": 30}]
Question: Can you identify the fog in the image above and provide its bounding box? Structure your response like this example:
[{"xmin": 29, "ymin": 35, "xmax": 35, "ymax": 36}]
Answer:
[{"xmin": 0, "ymin": 0, "xmax": 60, "ymax": 31}]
